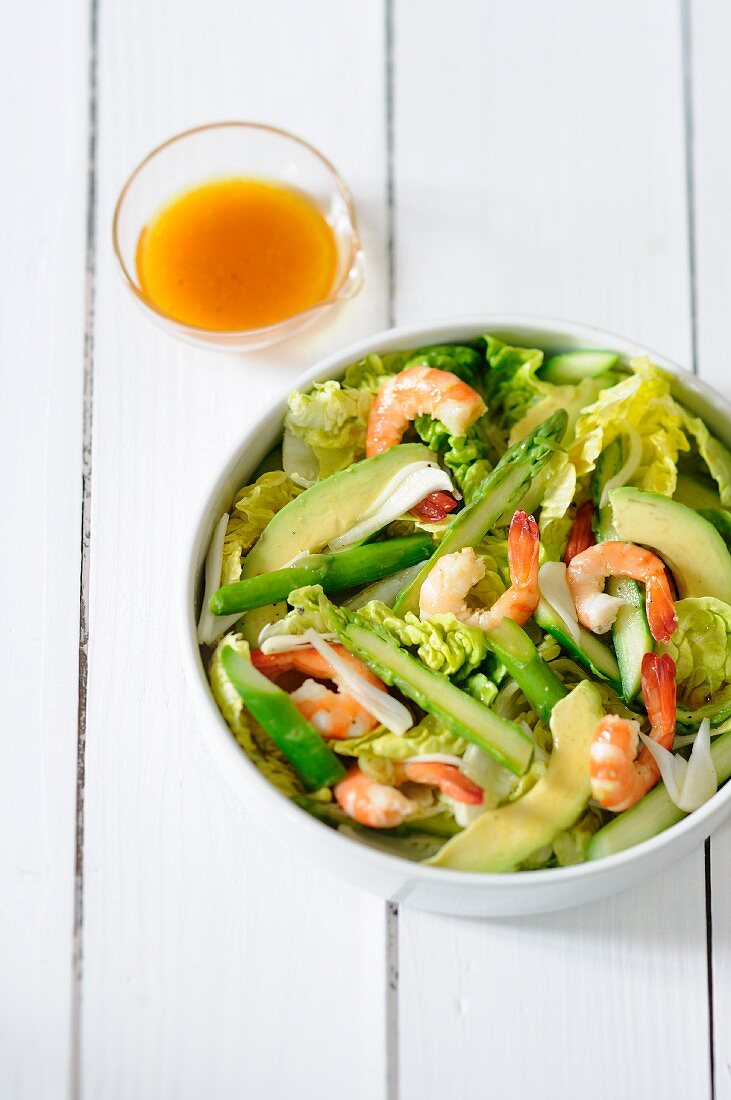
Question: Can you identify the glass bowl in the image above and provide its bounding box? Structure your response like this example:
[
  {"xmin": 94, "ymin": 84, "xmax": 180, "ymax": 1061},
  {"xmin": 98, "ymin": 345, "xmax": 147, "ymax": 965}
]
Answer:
[{"xmin": 112, "ymin": 122, "xmax": 365, "ymax": 352}]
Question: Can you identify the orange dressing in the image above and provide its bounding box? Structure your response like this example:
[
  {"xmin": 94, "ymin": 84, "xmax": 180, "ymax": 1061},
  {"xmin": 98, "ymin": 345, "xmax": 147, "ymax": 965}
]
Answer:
[{"xmin": 136, "ymin": 178, "xmax": 338, "ymax": 331}]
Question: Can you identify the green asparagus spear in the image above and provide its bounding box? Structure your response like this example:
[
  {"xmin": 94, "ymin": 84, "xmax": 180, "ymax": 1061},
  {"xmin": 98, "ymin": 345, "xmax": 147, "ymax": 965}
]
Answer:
[
  {"xmin": 393, "ymin": 410, "xmax": 568, "ymax": 616},
  {"xmin": 210, "ymin": 534, "xmax": 433, "ymax": 616},
  {"xmin": 312, "ymin": 589, "xmax": 534, "ymax": 776},
  {"xmin": 221, "ymin": 646, "xmax": 346, "ymax": 790},
  {"xmin": 482, "ymin": 618, "xmax": 568, "ymax": 722}
]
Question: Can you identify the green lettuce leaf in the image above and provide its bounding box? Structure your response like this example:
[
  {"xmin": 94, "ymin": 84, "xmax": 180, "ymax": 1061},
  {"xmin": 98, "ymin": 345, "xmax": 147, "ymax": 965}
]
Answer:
[
  {"xmin": 344, "ymin": 344, "xmax": 483, "ymax": 394},
  {"xmin": 572, "ymin": 357, "xmax": 689, "ymax": 498},
  {"xmin": 283, "ymin": 380, "xmax": 373, "ymax": 482},
  {"xmin": 404, "ymin": 344, "xmax": 484, "ymax": 388},
  {"xmin": 334, "ymin": 713, "xmax": 467, "ymax": 761},
  {"xmin": 413, "ymin": 413, "xmax": 496, "ymax": 503},
  {"xmin": 508, "ymin": 376, "xmax": 608, "ymax": 448},
  {"xmin": 257, "ymin": 606, "xmax": 330, "ymax": 644},
  {"xmin": 658, "ymin": 597, "xmax": 731, "ymax": 725},
  {"xmin": 343, "ymin": 352, "xmax": 405, "ymax": 393},
  {"xmin": 679, "ymin": 409, "xmax": 731, "ymax": 506},
  {"xmin": 356, "ymin": 600, "xmax": 489, "ymax": 678},
  {"xmin": 222, "ymin": 472, "xmax": 302, "ymax": 585},
  {"xmin": 481, "ymin": 335, "xmax": 552, "ymax": 427},
  {"xmin": 463, "ymin": 672, "xmax": 499, "ymax": 708},
  {"xmin": 539, "ymin": 515, "xmax": 573, "ymax": 563},
  {"xmin": 208, "ymin": 633, "xmax": 303, "ymax": 796},
  {"xmin": 467, "ymin": 533, "xmax": 509, "ymax": 610},
  {"xmin": 552, "ymin": 807, "xmax": 603, "ymax": 866}
]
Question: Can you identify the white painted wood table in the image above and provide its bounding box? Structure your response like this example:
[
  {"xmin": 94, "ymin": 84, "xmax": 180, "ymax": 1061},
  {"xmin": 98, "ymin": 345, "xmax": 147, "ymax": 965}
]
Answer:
[{"xmin": 3, "ymin": 1, "xmax": 730, "ymax": 1097}]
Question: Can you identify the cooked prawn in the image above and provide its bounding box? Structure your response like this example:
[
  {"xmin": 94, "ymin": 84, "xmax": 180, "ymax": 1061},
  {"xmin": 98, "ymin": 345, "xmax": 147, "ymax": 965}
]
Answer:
[
  {"xmin": 563, "ymin": 500, "xmax": 595, "ymax": 564},
  {"xmin": 251, "ymin": 644, "xmax": 386, "ymax": 740},
  {"xmin": 334, "ymin": 761, "xmax": 483, "ymax": 828},
  {"xmin": 365, "ymin": 365, "xmax": 486, "ymax": 457},
  {"xmin": 589, "ymin": 652, "xmax": 676, "ymax": 811},
  {"xmin": 289, "ymin": 679, "xmax": 376, "ymax": 739},
  {"xmin": 566, "ymin": 541, "xmax": 678, "ymax": 642},
  {"xmin": 419, "ymin": 510, "xmax": 540, "ymax": 630}
]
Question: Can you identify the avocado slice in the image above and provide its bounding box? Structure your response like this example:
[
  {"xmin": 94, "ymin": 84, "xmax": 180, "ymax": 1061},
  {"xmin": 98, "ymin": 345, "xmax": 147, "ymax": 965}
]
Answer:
[
  {"xmin": 610, "ymin": 486, "xmax": 731, "ymax": 603},
  {"xmin": 240, "ymin": 443, "xmax": 434, "ymax": 641},
  {"xmin": 428, "ymin": 680, "xmax": 604, "ymax": 872}
]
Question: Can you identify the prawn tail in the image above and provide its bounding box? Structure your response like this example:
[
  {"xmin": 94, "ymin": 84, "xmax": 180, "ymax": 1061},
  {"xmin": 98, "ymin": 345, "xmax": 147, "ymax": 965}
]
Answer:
[
  {"xmin": 645, "ymin": 574, "xmax": 678, "ymax": 643},
  {"xmin": 438, "ymin": 771, "xmax": 484, "ymax": 804},
  {"xmin": 641, "ymin": 651, "xmax": 677, "ymax": 743},
  {"xmin": 563, "ymin": 500, "xmax": 595, "ymax": 565},
  {"xmin": 508, "ymin": 510, "xmax": 540, "ymax": 588},
  {"xmin": 250, "ymin": 649, "xmax": 292, "ymax": 678},
  {"xmin": 402, "ymin": 761, "xmax": 484, "ymax": 804}
]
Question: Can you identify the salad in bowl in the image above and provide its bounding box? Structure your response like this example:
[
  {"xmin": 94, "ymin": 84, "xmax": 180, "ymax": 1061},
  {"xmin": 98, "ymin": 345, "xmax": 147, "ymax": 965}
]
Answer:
[{"xmin": 194, "ymin": 329, "xmax": 731, "ymax": 877}]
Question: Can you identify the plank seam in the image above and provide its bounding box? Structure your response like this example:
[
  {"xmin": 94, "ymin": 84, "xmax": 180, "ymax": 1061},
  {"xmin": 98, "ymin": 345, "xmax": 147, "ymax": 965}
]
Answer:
[
  {"xmin": 681, "ymin": 2, "xmax": 715, "ymax": 1096},
  {"xmin": 705, "ymin": 841, "xmax": 716, "ymax": 1099},
  {"xmin": 70, "ymin": 0, "xmax": 99, "ymax": 1093},
  {"xmin": 386, "ymin": 901, "xmax": 399, "ymax": 1100}
]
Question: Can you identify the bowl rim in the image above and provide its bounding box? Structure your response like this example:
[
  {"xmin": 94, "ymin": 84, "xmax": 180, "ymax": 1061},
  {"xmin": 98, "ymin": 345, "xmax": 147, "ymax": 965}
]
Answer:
[
  {"xmin": 179, "ymin": 313, "xmax": 731, "ymax": 891},
  {"xmin": 111, "ymin": 119, "xmax": 363, "ymax": 340}
]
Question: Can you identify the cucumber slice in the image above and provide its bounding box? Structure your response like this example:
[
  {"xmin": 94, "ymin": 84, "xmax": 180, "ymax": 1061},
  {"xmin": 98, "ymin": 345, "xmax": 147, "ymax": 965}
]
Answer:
[
  {"xmin": 587, "ymin": 729, "xmax": 731, "ymax": 860},
  {"xmin": 541, "ymin": 350, "xmax": 619, "ymax": 385},
  {"xmin": 592, "ymin": 440, "xmax": 653, "ymax": 702},
  {"xmin": 609, "ymin": 577, "xmax": 654, "ymax": 701},
  {"xmin": 534, "ymin": 598, "xmax": 621, "ymax": 692}
]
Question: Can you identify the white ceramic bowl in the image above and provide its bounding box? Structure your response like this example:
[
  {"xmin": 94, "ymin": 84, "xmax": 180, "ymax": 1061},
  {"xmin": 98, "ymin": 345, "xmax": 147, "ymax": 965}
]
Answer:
[{"xmin": 180, "ymin": 316, "xmax": 731, "ymax": 915}]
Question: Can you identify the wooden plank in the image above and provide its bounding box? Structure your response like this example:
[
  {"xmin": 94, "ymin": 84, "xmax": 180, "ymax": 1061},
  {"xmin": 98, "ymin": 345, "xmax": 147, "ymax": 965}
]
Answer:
[
  {"xmin": 0, "ymin": 0, "xmax": 87, "ymax": 1096},
  {"xmin": 83, "ymin": 1, "xmax": 390, "ymax": 1096},
  {"xmin": 687, "ymin": 0, "xmax": 731, "ymax": 1093},
  {"xmin": 393, "ymin": 2, "xmax": 711, "ymax": 1097}
]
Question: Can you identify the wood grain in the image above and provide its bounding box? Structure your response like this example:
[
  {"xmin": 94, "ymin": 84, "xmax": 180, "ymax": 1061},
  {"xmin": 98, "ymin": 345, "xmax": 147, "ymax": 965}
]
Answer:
[
  {"xmin": 4, "ymin": 1, "xmax": 731, "ymax": 1095},
  {"xmin": 82, "ymin": 1, "xmax": 390, "ymax": 1096},
  {"xmin": 0, "ymin": 1, "xmax": 87, "ymax": 1097},
  {"xmin": 393, "ymin": 3, "xmax": 711, "ymax": 1097}
]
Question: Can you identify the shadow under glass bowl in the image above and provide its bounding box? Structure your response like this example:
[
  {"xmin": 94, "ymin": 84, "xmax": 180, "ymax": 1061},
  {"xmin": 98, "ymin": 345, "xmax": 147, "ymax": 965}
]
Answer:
[
  {"xmin": 112, "ymin": 121, "xmax": 365, "ymax": 352},
  {"xmin": 180, "ymin": 316, "xmax": 731, "ymax": 916}
]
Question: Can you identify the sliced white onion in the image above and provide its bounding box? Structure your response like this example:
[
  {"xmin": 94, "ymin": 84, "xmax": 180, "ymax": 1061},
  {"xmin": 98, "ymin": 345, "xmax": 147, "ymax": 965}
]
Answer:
[
  {"xmin": 462, "ymin": 742, "xmax": 516, "ymax": 809},
  {"xmin": 403, "ymin": 753, "xmax": 467, "ymax": 769},
  {"xmin": 259, "ymin": 632, "xmax": 338, "ymax": 655},
  {"xmin": 197, "ymin": 513, "xmax": 243, "ymax": 646},
  {"xmin": 303, "ymin": 629, "xmax": 413, "ymax": 735},
  {"xmin": 282, "ymin": 428, "xmax": 319, "ymax": 488},
  {"xmin": 600, "ymin": 425, "xmax": 643, "ymax": 508},
  {"xmin": 454, "ymin": 802, "xmax": 488, "ymax": 828},
  {"xmin": 538, "ymin": 561, "xmax": 581, "ymax": 642},
  {"xmin": 640, "ymin": 718, "xmax": 718, "ymax": 812},
  {"xmin": 328, "ymin": 462, "xmax": 455, "ymax": 550}
]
